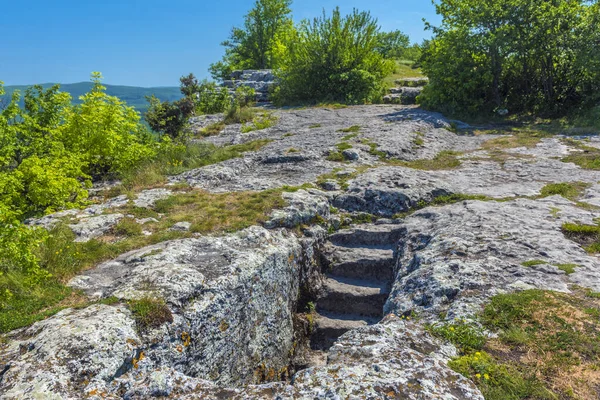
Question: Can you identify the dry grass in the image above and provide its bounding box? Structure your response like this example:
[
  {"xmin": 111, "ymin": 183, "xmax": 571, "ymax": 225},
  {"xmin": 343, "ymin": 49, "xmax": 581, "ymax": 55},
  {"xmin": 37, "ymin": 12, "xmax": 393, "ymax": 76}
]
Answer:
[
  {"xmin": 480, "ymin": 132, "xmax": 550, "ymax": 151},
  {"xmin": 152, "ymin": 189, "xmax": 288, "ymax": 234},
  {"xmin": 386, "ymin": 151, "xmax": 463, "ymax": 170},
  {"xmin": 481, "ymin": 290, "xmax": 600, "ymax": 399}
]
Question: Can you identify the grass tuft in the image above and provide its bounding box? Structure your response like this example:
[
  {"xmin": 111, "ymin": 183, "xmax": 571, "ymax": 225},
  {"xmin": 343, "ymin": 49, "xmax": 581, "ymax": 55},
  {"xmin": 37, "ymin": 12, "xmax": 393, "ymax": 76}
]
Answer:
[
  {"xmin": 128, "ymin": 296, "xmax": 173, "ymax": 331},
  {"xmin": 388, "ymin": 150, "xmax": 463, "ymax": 170},
  {"xmin": 337, "ymin": 125, "xmax": 361, "ymax": 133},
  {"xmin": 561, "ymin": 222, "xmax": 600, "ymax": 253},
  {"xmin": 539, "ymin": 182, "xmax": 590, "ymax": 201},
  {"xmin": 241, "ymin": 112, "xmax": 278, "ymax": 133},
  {"xmin": 112, "ymin": 217, "xmax": 143, "ymax": 237},
  {"xmin": 521, "ymin": 259, "xmax": 547, "ymax": 267}
]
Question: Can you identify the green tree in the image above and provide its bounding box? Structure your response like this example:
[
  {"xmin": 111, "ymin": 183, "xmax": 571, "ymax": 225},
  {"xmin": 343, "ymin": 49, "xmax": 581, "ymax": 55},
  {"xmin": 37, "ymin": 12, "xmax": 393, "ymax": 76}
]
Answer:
[
  {"xmin": 210, "ymin": 0, "xmax": 294, "ymax": 80},
  {"xmin": 144, "ymin": 95, "xmax": 195, "ymax": 140},
  {"xmin": 275, "ymin": 7, "xmax": 394, "ymax": 105},
  {"xmin": 60, "ymin": 72, "xmax": 156, "ymax": 179},
  {"xmin": 375, "ymin": 30, "xmax": 411, "ymax": 59},
  {"xmin": 419, "ymin": 0, "xmax": 599, "ymax": 117}
]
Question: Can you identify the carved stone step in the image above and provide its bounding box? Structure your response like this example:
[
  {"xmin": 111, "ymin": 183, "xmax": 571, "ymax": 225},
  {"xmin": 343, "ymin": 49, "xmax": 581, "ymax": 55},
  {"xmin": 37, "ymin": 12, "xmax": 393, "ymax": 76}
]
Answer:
[
  {"xmin": 328, "ymin": 224, "xmax": 405, "ymax": 247},
  {"xmin": 317, "ymin": 276, "xmax": 390, "ymax": 318},
  {"xmin": 310, "ymin": 312, "xmax": 378, "ymax": 350},
  {"xmin": 321, "ymin": 243, "xmax": 394, "ymax": 282}
]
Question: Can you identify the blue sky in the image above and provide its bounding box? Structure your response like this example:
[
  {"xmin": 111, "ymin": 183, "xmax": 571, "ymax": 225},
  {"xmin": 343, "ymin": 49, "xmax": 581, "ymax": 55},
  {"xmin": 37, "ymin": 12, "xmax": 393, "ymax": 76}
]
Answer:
[{"xmin": 0, "ymin": 0, "xmax": 439, "ymax": 87}]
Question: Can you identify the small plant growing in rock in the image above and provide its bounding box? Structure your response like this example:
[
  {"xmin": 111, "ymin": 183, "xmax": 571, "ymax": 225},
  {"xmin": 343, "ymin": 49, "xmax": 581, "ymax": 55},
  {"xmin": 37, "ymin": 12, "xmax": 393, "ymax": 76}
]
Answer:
[
  {"xmin": 521, "ymin": 259, "xmax": 547, "ymax": 267},
  {"xmin": 561, "ymin": 222, "xmax": 600, "ymax": 253},
  {"xmin": 337, "ymin": 125, "xmax": 361, "ymax": 133},
  {"xmin": 128, "ymin": 296, "xmax": 173, "ymax": 331}
]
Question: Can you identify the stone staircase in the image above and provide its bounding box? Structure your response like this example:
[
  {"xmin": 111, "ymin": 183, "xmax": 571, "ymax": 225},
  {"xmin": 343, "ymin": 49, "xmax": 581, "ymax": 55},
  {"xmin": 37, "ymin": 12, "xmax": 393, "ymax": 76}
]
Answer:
[
  {"xmin": 383, "ymin": 77, "xmax": 429, "ymax": 105},
  {"xmin": 310, "ymin": 224, "xmax": 403, "ymax": 352}
]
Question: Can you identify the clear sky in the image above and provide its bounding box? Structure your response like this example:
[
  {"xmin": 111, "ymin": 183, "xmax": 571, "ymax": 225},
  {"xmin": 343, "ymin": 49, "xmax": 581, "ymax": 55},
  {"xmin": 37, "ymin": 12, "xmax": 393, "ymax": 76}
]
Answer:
[{"xmin": 0, "ymin": 0, "xmax": 439, "ymax": 87}]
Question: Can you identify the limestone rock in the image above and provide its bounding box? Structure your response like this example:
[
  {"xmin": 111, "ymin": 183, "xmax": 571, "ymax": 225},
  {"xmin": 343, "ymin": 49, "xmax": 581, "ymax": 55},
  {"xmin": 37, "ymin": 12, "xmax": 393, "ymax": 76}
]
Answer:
[
  {"xmin": 69, "ymin": 213, "xmax": 124, "ymax": 242},
  {"xmin": 169, "ymin": 221, "xmax": 191, "ymax": 232},
  {"xmin": 385, "ymin": 197, "xmax": 600, "ymax": 321},
  {"xmin": 265, "ymin": 189, "xmax": 330, "ymax": 229},
  {"xmin": 292, "ymin": 316, "xmax": 483, "ymax": 400}
]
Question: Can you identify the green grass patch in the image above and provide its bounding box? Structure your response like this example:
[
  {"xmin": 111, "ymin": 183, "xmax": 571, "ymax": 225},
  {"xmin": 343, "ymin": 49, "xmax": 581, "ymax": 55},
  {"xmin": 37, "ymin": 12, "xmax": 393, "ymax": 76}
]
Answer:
[
  {"xmin": 561, "ymin": 222, "xmax": 600, "ymax": 253},
  {"xmin": 337, "ymin": 125, "xmax": 361, "ymax": 133},
  {"xmin": 554, "ymin": 263, "xmax": 578, "ymax": 274},
  {"xmin": 383, "ymin": 59, "xmax": 425, "ymax": 88},
  {"xmin": 198, "ymin": 121, "xmax": 226, "ymax": 137},
  {"xmin": 309, "ymin": 124, "xmax": 322, "ymax": 129},
  {"xmin": 153, "ymin": 188, "xmax": 288, "ymax": 234},
  {"xmin": 432, "ymin": 289, "xmax": 600, "ymax": 399},
  {"xmin": 539, "ymin": 182, "xmax": 590, "ymax": 201},
  {"xmin": 128, "ymin": 296, "xmax": 173, "ymax": 331},
  {"xmin": 387, "ymin": 150, "xmax": 463, "ymax": 170},
  {"xmin": 448, "ymin": 351, "xmax": 554, "ymax": 400},
  {"xmin": 521, "ymin": 259, "xmax": 547, "ymax": 267},
  {"xmin": 241, "ymin": 112, "xmax": 278, "ymax": 133},
  {"xmin": 481, "ymin": 132, "xmax": 550, "ymax": 151},
  {"xmin": 224, "ymin": 105, "xmax": 256, "ymax": 125},
  {"xmin": 428, "ymin": 321, "xmax": 486, "ymax": 352},
  {"xmin": 562, "ymin": 144, "xmax": 600, "ymax": 170},
  {"xmin": 112, "ymin": 217, "xmax": 143, "ymax": 237},
  {"xmin": 341, "ymin": 133, "xmax": 359, "ymax": 141},
  {"xmin": 316, "ymin": 166, "xmax": 372, "ymax": 191},
  {"xmin": 326, "ymin": 141, "xmax": 355, "ymax": 162},
  {"xmin": 112, "ymin": 139, "xmax": 272, "ymax": 194}
]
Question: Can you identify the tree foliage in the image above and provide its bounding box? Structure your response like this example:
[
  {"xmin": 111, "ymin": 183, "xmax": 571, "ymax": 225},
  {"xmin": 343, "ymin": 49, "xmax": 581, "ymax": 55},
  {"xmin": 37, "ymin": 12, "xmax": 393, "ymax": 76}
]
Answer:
[
  {"xmin": 375, "ymin": 30, "xmax": 411, "ymax": 59},
  {"xmin": 0, "ymin": 72, "xmax": 165, "ymax": 218},
  {"xmin": 419, "ymin": 0, "xmax": 600, "ymax": 117},
  {"xmin": 210, "ymin": 0, "xmax": 294, "ymax": 80},
  {"xmin": 274, "ymin": 7, "xmax": 394, "ymax": 105}
]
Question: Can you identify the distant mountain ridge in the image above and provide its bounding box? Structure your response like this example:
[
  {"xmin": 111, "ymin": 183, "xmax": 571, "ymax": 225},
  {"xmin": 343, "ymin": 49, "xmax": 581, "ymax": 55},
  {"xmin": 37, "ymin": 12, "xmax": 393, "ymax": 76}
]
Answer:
[{"xmin": 2, "ymin": 82, "xmax": 183, "ymax": 114}]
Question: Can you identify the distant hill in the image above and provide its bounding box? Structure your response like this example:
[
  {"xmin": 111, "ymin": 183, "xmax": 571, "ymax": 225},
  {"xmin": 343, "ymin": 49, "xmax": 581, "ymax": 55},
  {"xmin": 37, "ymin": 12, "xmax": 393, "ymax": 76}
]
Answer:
[{"xmin": 2, "ymin": 82, "xmax": 183, "ymax": 115}]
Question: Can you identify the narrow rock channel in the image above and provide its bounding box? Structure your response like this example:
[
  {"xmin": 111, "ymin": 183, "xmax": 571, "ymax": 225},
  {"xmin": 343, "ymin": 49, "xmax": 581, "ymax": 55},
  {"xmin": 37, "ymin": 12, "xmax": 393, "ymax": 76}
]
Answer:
[{"xmin": 307, "ymin": 223, "xmax": 404, "ymax": 363}]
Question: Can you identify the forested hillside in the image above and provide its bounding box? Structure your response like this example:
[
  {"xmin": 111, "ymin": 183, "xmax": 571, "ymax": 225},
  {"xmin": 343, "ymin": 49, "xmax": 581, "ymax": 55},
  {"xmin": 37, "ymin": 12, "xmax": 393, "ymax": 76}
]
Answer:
[{"xmin": 3, "ymin": 82, "xmax": 182, "ymax": 114}]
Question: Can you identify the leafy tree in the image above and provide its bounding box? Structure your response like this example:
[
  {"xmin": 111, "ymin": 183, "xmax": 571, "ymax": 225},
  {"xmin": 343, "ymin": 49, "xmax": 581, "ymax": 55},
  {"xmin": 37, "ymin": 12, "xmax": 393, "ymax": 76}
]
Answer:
[
  {"xmin": 275, "ymin": 7, "xmax": 394, "ymax": 105},
  {"xmin": 419, "ymin": 0, "xmax": 599, "ymax": 117},
  {"xmin": 375, "ymin": 30, "xmax": 411, "ymax": 59},
  {"xmin": 60, "ymin": 73, "xmax": 156, "ymax": 179},
  {"xmin": 145, "ymin": 95, "xmax": 195, "ymax": 140},
  {"xmin": 210, "ymin": 0, "xmax": 294, "ymax": 80},
  {"xmin": 179, "ymin": 73, "xmax": 201, "ymax": 98}
]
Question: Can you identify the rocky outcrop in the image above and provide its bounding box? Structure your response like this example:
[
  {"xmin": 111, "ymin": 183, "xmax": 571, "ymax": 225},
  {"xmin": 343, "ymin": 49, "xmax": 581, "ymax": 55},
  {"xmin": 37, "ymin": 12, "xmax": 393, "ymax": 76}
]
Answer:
[
  {"xmin": 223, "ymin": 70, "xmax": 276, "ymax": 102},
  {"xmin": 1, "ymin": 226, "xmax": 325, "ymax": 398},
  {"xmin": 384, "ymin": 77, "xmax": 428, "ymax": 105},
  {"xmin": 3, "ymin": 104, "xmax": 600, "ymax": 399},
  {"xmin": 386, "ymin": 196, "xmax": 600, "ymax": 321},
  {"xmin": 28, "ymin": 188, "xmax": 172, "ymax": 242}
]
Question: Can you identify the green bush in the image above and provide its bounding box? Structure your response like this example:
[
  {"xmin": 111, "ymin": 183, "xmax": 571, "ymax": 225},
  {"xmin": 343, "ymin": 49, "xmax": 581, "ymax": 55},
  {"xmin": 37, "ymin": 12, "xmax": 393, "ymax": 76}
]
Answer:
[
  {"xmin": 145, "ymin": 95, "xmax": 195, "ymax": 140},
  {"xmin": 274, "ymin": 7, "xmax": 394, "ymax": 105},
  {"xmin": 419, "ymin": 0, "xmax": 600, "ymax": 118},
  {"xmin": 196, "ymin": 80, "xmax": 231, "ymax": 114}
]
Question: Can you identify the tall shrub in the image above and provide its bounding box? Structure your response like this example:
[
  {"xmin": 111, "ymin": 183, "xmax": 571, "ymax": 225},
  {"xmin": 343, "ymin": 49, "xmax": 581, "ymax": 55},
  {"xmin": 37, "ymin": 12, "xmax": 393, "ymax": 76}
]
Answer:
[
  {"xmin": 419, "ymin": 0, "xmax": 599, "ymax": 117},
  {"xmin": 275, "ymin": 8, "xmax": 394, "ymax": 105}
]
